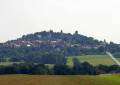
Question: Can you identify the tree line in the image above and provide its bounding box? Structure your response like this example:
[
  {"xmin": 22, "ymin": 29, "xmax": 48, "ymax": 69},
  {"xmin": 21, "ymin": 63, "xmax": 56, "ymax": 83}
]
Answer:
[{"xmin": 0, "ymin": 59, "xmax": 120, "ymax": 75}]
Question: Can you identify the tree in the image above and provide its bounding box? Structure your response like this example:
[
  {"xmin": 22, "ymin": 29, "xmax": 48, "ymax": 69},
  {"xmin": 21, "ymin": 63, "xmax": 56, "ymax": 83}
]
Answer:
[
  {"xmin": 72, "ymin": 58, "xmax": 96, "ymax": 75},
  {"xmin": 31, "ymin": 64, "xmax": 50, "ymax": 75},
  {"xmin": 81, "ymin": 62, "xmax": 96, "ymax": 75},
  {"xmin": 72, "ymin": 58, "xmax": 84, "ymax": 74},
  {"xmin": 95, "ymin": 65, "xmax": 109, "ymax": 74},
  {"xmin": 53, "ymin": 65, "xmax": 72, "ymax": 75}
]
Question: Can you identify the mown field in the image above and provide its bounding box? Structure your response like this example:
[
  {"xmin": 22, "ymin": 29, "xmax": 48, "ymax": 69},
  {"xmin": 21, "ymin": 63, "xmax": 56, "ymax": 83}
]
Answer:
[
  {"xmin": 0, "ymin": 74, "xmax": 119, "ymax": 85},
  {"xmin": 67, "ymin": 55, "xmax": 116, "ymax": 66}
]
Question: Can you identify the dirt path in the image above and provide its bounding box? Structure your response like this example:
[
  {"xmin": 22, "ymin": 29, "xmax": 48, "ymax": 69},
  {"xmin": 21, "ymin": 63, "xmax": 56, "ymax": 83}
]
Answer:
[{"xmin": 106, "ymin": 51, "xmax": 120, "ymax": 66}]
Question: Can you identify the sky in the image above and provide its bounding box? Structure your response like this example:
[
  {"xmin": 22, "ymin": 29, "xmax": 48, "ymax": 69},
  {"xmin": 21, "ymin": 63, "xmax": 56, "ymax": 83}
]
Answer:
[{"xmin": 0, "ymin": 0, "xmax": 120, "ymax": 43}]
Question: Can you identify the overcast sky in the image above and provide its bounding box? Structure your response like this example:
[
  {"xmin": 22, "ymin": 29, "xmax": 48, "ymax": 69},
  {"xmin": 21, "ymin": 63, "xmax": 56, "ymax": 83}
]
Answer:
[{"xmin": 0, "ymin": 0, "xmax": 120, "ymax": 43}]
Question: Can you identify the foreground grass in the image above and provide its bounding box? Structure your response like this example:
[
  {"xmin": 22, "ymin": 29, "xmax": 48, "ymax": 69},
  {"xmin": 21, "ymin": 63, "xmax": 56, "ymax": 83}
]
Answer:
[
  {"xmin": 99, "ymin": 74, "xmax": 120, "ymax": 83},
  {"xmin": 0, "ymin": 74, "xmax": 119, "ymax": 85},
  {"xmin": 67, "ymin": 55, "xmax": 116, "ymax": 66}
]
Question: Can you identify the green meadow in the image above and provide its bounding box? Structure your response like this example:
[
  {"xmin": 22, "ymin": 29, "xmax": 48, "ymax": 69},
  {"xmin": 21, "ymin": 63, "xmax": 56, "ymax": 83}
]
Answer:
[{"xmin": 67, "ymin": 55, "xmax": 116, "ymax": 66}]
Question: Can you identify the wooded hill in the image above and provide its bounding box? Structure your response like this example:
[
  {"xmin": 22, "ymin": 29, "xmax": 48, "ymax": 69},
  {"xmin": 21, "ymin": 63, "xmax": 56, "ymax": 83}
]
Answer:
[{"xmin": 0, "ymin": 30, "xmax": 120, "ymax": 64}]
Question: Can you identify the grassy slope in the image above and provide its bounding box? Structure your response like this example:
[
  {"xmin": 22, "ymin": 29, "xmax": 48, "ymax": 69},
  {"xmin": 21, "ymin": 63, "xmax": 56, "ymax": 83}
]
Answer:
[
  {"xmin": 0, "ymin": 75, "xmax": 119, "ymax": 85},
  {"xmin": 67, "ymin": 55, "xmax": 116, "ymax": 66}
]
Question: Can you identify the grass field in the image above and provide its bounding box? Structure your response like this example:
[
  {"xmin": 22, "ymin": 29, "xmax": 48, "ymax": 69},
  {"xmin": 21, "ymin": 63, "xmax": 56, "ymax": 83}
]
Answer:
[
  {"xmin": 0, "ymin": 74, "xmax": 119, "ymax": 85},
  {"xmin": 0, "ymin": 62, "xmax": 22, "ymax": 66},
  {"xmin": 67, "ymin": 55, "xmax": 116, "ymax": 66}
]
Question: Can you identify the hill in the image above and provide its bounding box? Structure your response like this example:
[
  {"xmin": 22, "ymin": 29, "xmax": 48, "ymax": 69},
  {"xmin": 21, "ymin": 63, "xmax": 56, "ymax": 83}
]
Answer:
[
  {"xmin": 0, "ymin": 30, "xmax": 120, "ymax": 64},
  {"xmin": 3, "ymin": 30, "xmax": 120, "ymax": 54},
  {"xmin": 5, "ymin": 30, "xmax": 101, "ymax": 47}
]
